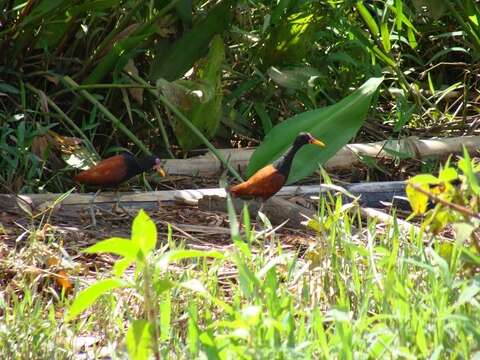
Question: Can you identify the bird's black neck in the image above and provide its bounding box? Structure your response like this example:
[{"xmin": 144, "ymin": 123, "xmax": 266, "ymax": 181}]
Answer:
[
  {"xmin": 272, "ymin": 144, "xmax": 302, "ymax": 177},
  {"xmin": 124, "ymin": 154, "xmax": 156, "ymax": 178}
]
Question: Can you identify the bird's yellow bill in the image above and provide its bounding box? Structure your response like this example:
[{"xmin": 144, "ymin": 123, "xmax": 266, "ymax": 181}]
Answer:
[
  {"xmin": 309, "ymin": 138, "xmax": 326, "ymax": 147},
  {"xmin": 155, "ymin": 166, "xmax": 166, "ymax": 177}
]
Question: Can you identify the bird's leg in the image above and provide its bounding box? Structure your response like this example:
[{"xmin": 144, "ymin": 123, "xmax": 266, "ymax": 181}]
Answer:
[
  {"xmin": 89, "ymin": 189, "xmax": 101, "ymax": 228},
  {"xmin": 112, "ymin": 190, "xmax": 131, "ymax": 217},
  {"xmin": 258, "ymin": 201, "xmax": 265, "ymax": 216},
  {"xmin": 254, "ymin": 199, "xmax": 266, "ymax": 226}
]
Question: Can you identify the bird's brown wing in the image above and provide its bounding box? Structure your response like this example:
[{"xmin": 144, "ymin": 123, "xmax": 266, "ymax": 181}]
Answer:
[
  {"xmin": 74, "ymin": 155, "xmax": 128, "ymax": 186},
  {"xmin": 229, "ymin": 165, "xmax": 286, "ymax": 201}
]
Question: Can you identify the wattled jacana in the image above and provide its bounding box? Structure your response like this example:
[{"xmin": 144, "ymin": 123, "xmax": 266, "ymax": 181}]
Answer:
[
  {"xmin": 228, "ymin": 132, "xmax": 325, "ymax": 211},
  {"xmin": 75, "ymin": 153, "xmax": 166, "ymax": 226}
]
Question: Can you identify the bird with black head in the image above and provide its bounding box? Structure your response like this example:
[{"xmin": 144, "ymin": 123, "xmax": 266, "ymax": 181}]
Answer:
[
  {"xmin": 228, "ymin": 132, "xmax": 325, "ymax": 206},
  {"xmin": 75, "ymin": 152, "xmax": 166, "ymax": 226}
]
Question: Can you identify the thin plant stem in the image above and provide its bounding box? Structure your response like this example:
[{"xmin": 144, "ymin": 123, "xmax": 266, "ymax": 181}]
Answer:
[
  {"xmin": 25, "ymin": 83, "xmax": 100, "ymax": 158},
  {"xmin": 151, "ymin": 99, "xmax": 175, "ymax": 159},
  {"xmin": 62, "ymin": 76, "xmax": 151, "ymax": 155},
  {"xmin": 126, "ymin": 72, "xmax": 244, "ymax": 182}
]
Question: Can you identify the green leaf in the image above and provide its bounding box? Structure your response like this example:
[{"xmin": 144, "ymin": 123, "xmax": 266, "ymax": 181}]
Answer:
[
  {"xmin": 160, "ymin": 290, "xmax": 172, "ymax": 341},
  {"xmin": 132, "ymin": 210, "xmax": 157, "ymax": 257},
  {"xmin": 246, "ymin": 77, "xmax": 383, "ymax": 184},
  {"xmin": 438, "ymin": 167, "xmax": 458, "ymax": 183},
  {"xmin": 261, "ymin": 11, "xmax": 320, "ymax": 67},
  {"xmin": 453, "ymin": 282, "xmax": 480, "ymax": 309},
  {"xmin": 407, "ymin": 26, "xmax": 418, "ymax": 49},
  {"xmin": 126, "ymin": 320, "xmax": 153, "ymax": 360},
  {"xmin": 253, "ymin": 102, "xmax": 273, "ymax": 135},
  {"xmin": 267, "ymin": 66, "xmax": 322, "ymax": 90},
  {"xmin": 416, "ymin": 318, "xmax": 428, "ymax": 356},
  {"xmin": 356, "ymin": 1, "xmax": 379, "ymax": 37},
  {"xmin": 155, "ymin": 278, "xmax": 175, "ymax": 295},
  {"xmin": 113, "ymin": 258, "xmax": 135, "ymax": 277},
  {"xmin": 453, "ymin": 223, "xmax": 475, "ymax": 243},
  {"xmin": 380, "ymin": 22, "xmax": 391, "ymax": 52},
  {"xmin": 150, "ymin": 0, "xmax": 234, "ymax": 81},
  {"xmin": 0, "ymin": 82, "xmax": 20, "ymax": 94},
  {"xmin": 458, "ymin": 149, "xmax": 480, "ymax": 195},
  {"xmin": 83, "ymin": 237, "xmax": 139, "ymax": 258},
  {"xmin": 66, "ymin": 278, "xmax": 127, "ymax": 321},
  {"xmin": 179, "ymin": 279, "xmax": 208, "ymax": 294},
  {"xmin": 157, "ymin": 249, "xmax": 224, "ymax": 270},
  {"xmin": 408, "ymin": 174, "xmax": 440, "ymax": 185},
  {"xmin": 406, "ymin": 183, "xmax": 429, "ymax": 215},
  {"xmin": 84, "ymin": 31, "xmax": 157, "ymax": 85},
  {"xmin": 161, "ymin": 35, "xmax": 225, "ymax": 150}
]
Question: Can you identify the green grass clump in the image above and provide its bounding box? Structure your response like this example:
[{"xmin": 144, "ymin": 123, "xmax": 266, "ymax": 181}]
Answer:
[{"xmin": 1, "ymin": 192, "xmax": 478, "ymax": 359}]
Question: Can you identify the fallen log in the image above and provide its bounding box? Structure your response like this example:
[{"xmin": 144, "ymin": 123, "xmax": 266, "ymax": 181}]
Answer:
[
  {"xmin": 0, "ymin": 181, "xmax": 411, "ymax": 216},
  {"xmin": 162, "ymin": 135, "xmax": 480, "ymax": 176}
]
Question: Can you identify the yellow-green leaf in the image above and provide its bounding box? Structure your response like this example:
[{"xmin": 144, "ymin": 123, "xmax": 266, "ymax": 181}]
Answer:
[
  {"xmin": 132, "ymin": 210, "xmax": 157, "ymax": 257},
  {"xmin": 406, "ymin": 183, "xmax": 429, "ymax": 215},
  {"xmin": 66, "ymin": 278, "xmax": 128, "ymax": 321},
  {"xmin": 126, "ymin": 320, "xmax": 153, "ymax": 360}
]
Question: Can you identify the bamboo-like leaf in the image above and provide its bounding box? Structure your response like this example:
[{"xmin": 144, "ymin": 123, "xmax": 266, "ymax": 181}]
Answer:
[
  {"xmin": 246, "ymin": 77, "xmax": 383, "ymax": 184},
  {"xmin": 150, "ymin": 0, "xmax": 234, "ymax": 81},
  {"xmin": 380, "ymin": 22, "xmax": 391, "ymax": 52},
  {"xmin": 356, "ymin": 1, "xmax": 379, "ymax": 37}
]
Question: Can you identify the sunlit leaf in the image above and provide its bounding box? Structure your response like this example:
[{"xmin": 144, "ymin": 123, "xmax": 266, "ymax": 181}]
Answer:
[
  {"xmin": 438, "ymin": 166, "xmax": 458, "ymax": 183},
  {"xmin": 458, "ymin": 149, "xmax": 480, "ymax": 195},
  {"xmin": 406, "ymin": 183, "xmax": 429, "ymax": 215},
  {"xmin": 261, "ymin": 11, "xmax": 320, "ymax": 67},
  {"xmin": 453, "ymin": 223, "xmax": 475, "ymax": 243},
  {"xmin": 83, "ymin": 237, "xmax": 140, "ymax": 258},
  {"xmin": 180, "ymin": 279, "xmax": 208, "ymax": 294},
  {"xmin": 453, "ymin": 282, "xmax": 480, "ymax": 309},
  {"xmin": 408, "ymin": 174, "xmax": 440, "ymax": 185},
  {"xmin": 126, "ymin": 320, "xmax": 153, "ymax": 360},
  {"xmin": 380, "ymin": 22, "xmax": 391, "ymax": 52},
  {"xmin": 267, "ymin": 66, "xmax": 322, "ymax": 90},
  {"xmin": 356, "ymin": 1, "xmax": 379, "ymax": 37},
  {"xmin": 247, "ymin": 77, "xmax": 383, "ymax": 184},
  {"xmin": 157, "ymin": 249, "xmax": 224, "ymax": 271},
  {"xmin": 66, "ymin": 278, "xmax": 128, "ymax": 321},
  {"xmin": 132, "ymin": 210, "xmax": 157, "ymax": 257}
]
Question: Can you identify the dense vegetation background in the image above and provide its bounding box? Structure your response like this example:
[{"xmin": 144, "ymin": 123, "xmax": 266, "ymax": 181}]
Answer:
[{"xmin": 1, "ymin": 0, "xmax": 479, "ymax": 192}]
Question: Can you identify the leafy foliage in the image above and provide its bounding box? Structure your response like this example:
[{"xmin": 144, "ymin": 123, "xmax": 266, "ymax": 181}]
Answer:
[
  {"xmin": 407, "ymin": 150, "xmax": 480, "ymax": 238},
  {"xmin": 247, "ymin": 76, "xmax": 383, "ymax": 184},
  {"xmin": 159, "ymin": 35, "xmax": 225, "ymax": 150},
  {"xmin": 66, "ymin": 210, "xmax": 223, "ymax": 359}
]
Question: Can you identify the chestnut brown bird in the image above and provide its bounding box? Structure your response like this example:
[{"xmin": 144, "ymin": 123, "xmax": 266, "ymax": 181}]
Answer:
[
  {"xmin": 75, "ymin": 153, "xmax": 165, "ymax": 226},
  {"xmin": 75, "ymin": 153, "xmax": 165, "ymax": 186},
  {"xmin": 228, "ymin": 132, "xmax": 325, "ymax": 203}
]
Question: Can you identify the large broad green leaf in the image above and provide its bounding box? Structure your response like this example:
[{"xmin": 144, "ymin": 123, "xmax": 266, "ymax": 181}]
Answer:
[
  {"xmin": 158, "ymin": 35, "xmax": 224, "ymax": 150},
  {"xmin": 246, "ymin": 77, "xmax": 384, "ymax": 184},
  {"xmin": 150, "ymin": 0, "xmax": 234, "ymax": 81}
]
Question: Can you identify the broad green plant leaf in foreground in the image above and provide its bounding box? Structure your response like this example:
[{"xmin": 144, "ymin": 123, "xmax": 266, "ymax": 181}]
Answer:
[{"xmin": 247, "ymin": 77, "xmax": 384, "ymax": 184}]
